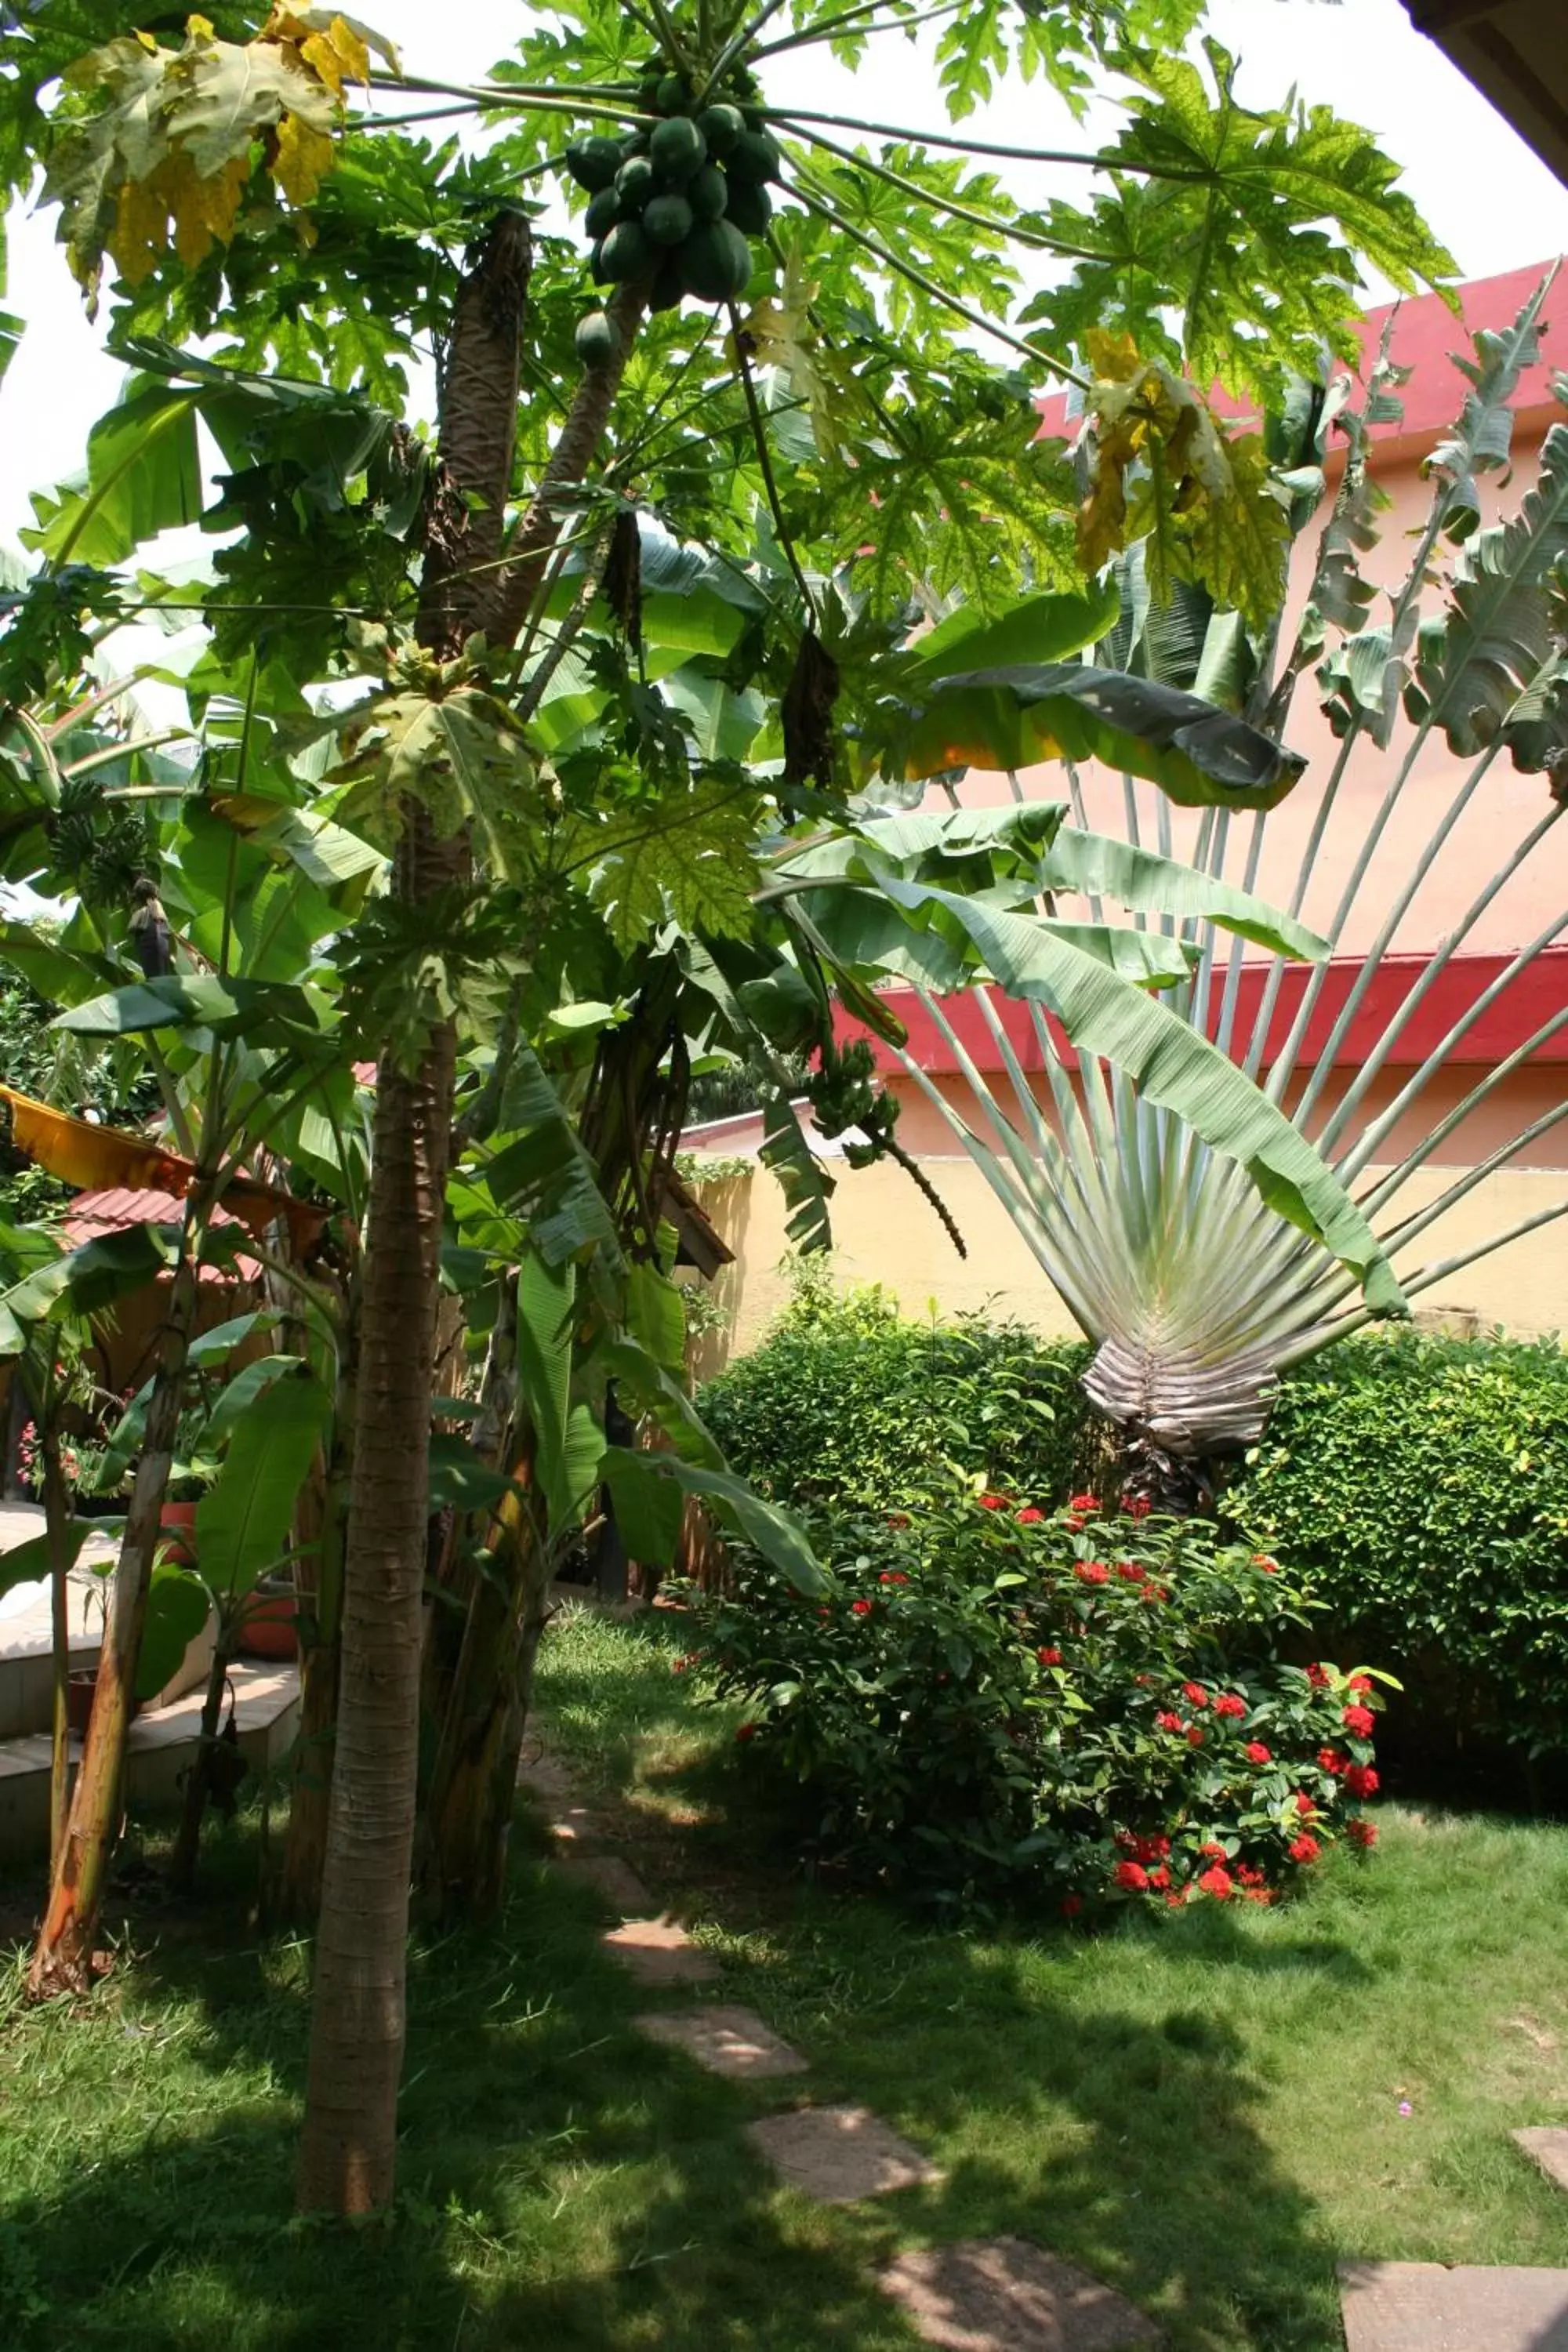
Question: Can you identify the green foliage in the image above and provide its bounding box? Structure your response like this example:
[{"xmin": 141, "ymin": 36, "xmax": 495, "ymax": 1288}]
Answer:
[
  {"xmin": 1030, "ymin": 39, "xmax": 1457, "ymax": 405},
  {"xmin": 699, "ymin": 1273, "xmax": 1091, "ymax": 1512},
  {"xmin": 699, "ymin": 1485, "xmax": 1382, "ymax": 1909},
  {"xmin": 1223, "ymin": 1332, "xmax": 1568, "ymax": 1769}
]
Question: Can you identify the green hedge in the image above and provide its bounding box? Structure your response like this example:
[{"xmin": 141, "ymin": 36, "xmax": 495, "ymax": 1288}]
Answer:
[
  {"xmin": 1221, "ymin": 1333, "xmax": 1568, "ymax": 1773},
  {"xmin": 700, "ymin": 1273, "xmax": 1091, "ymax": 1515},
  {"xmin": 702, "ymin": 1283, "xmax": 1568, "ymax": 1776}
]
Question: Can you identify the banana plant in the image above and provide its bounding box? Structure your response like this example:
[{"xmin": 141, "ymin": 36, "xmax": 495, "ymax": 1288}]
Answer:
[{"xmin": 881, "ymin": 275, "xmax": 1568, "ymax": 1495}]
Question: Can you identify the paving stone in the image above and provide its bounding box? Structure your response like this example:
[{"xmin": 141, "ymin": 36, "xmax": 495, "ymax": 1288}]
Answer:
[
  {"xmin": 546, "ymin": 1801, "xmax": 604, "ymax": 1848},
  {"xmin": 636, "ymin": 2004, "xmax": 808, "ymax": 2081},
  {"xmin": 1514, "ymin": 2127, "xmax": 1568, "ymax": 2194},
  {"xmin": 746, "ymin": 2103, "xmax": 941, "ymax": 2204},
  {"xmin": 1340, "ymin": 2259, "xmax": 1568, "ymax": 2350},
  {"xmin": 517, "ymin": 1751, "xmax": 577, "ymax": 1806},
  {"xmin": 601, "ymin": 1916, "xmax": 719, "ymax": 1985},
  {"xmin": 881, "ymin": 2238, "xmax": 1160, "ymax": 2351},
  {"xmin": 557, "ymin": 1853, "xmax": 652, "ymax": 1915}
]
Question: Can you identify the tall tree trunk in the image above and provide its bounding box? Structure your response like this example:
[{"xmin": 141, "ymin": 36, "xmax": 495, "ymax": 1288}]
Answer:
[
  {"xmin": 296, "ymin": 211, "xmax": 532, "ymax": 2216},
  {"xmin": 28, "ymin": 1245, "xmax": 204, "ymax": 1995},
  {"xmin": 280, "ymin": 1258, "xmax": 357, "ymax": 1922}
]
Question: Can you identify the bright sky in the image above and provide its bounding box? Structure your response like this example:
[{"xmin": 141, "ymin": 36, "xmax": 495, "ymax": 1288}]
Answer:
[{"xmin": 2, "ymin": 0, "xmax": 1566, "ymax": 554}]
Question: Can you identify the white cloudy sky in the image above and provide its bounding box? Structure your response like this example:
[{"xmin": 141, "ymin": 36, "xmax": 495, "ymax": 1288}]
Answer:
[{"xmin": 2, "ymin": 0, "xmax": 1566, "ymax": 554}]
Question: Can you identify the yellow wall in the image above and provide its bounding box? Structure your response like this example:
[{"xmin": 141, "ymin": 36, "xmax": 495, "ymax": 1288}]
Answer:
[{"xmin": 688, "ymin": 1159, "xmax": 1568, "ymax": 1373}]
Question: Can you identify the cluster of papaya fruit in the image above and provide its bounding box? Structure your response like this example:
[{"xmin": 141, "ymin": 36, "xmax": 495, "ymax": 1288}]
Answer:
[{"xmin": 569, "ymin": 71, "xmax": 783, "ymax": 364}]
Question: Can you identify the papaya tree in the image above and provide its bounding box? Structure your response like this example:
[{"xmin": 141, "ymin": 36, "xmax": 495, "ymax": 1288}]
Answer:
[{"xmin": 4, "ymin": 0, "xmax": 1456, "ymax": 2211}]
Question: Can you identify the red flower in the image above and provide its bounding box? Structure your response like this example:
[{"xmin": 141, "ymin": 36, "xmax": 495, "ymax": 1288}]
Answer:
[
  {"xmin": 851, "ymin": 1599, "xmax": 875, "ymax": 1617},
  {"xmin": 1156, "ymin": 1711, "xmax": 1186, "ymax": 1735},
  {"xmin": 1140, "ymin": 1584, "xmax": 1170, "ymax": 1605},
  {"xmin": 1245, "ymin": 1886, "xmax": 1275, "ymax": 1904},
  {"xmin": 817, "ymin": 1606, "xmax": 833, "ymax": 1621},
  {"xmin": 1294, "ymin": 1791, "xmax": 1316, "ymax": 1817},
  {"xmin": 1252, "ymin": 1553, "xmax": 1279, "ymax": 1574},
  {"xmin": 885, "ymin": 1512, "xmax": 910, "ymax": 1529},
  {"xmin": 1062, "ymin": 1893, "xmax": 1083, "ymax": 1918},
  {"xmin": 1288, "ymin": 1833, "xmax": 1321, "ymax": 1864},
  {"xmin": 1200, "ymin": 1841, "xmax": 1228, "ymax": 1860},
  {"xmin": 1236, "ymin": 1864, "xmax": 1266, "ymax": 1887},
  {"xmin": 1182, "ymin": 1682, "xmax": 1210, "ymax": 1709},
  {"xmin": 1068, "ymin": 1492, "xmax": 1099, "ymax": 1515},
  {"xmin": 1347, "ymin": 1818, "xmax": 1378, "ymax": 1849},
  {"xmin": 1115, "ymin": 1560, "xmax": 1148, "ymax": 1584},
  {"xmin": 1343, "ymin": 1704, "xmax": 1375, "ymax": 1739},
  {"xmin": 735, "ymin": 1722, "xmax": 757, "ymax": 1743},
  {"xmin": 1306, "ymin": 1663, "xmax": 1331, "ymax": 1690},
  {"xmin": 1126, "ymin": 1494, "xmax": 1152, "ymax": 1520},
  {"xmin": 1148, "ymin": 1865, "xmax": 1171, "ymax": 1891},
  {"xmin": 878, "ymin": 1570, "xmax": 910, "ymax": 1586},
  {"xmin": 1134, "ymin": 1834, "xmax": 1171, "ymax": 1862},
  {"xmin": 1113, "ymin": 1860, "xmax": 1149, "ymax": 1892},
  {"xmin": 1317, "ymin": 1748, "xmax": 1348, "ymax": 1776},
  {"xmin": 1016, "ymin": 1505, "xmax": 1045, "ymax": 1525},
  {"xmin": 978, "ymin": 1492, "xmax": 1010, "ymax": 1512},
  {"xmin": 1244, "ymin": 1740, "xmax": 1272, "ymax": 1766},
  {"xmin": 1164, "ymin": 1889, "xmax": 1188, "ymax": 1908},
  {"xmin": 1213, "ymin": 1693, "xmax": 1247, "ymax": 1720},
  {"xmin": 1348, "ymin": 1673, "xmax": 1372, "ymax": 1695},
  {"xmin": 1197, "ymin": 1865, "xmax": 1234, "ymax": 1900},
  {"xmin": 1186, "ymin": 1724, "xmax": 1206, "ymax": 1748},
  {"xmin": 1076, "ymin": 1561, "xmax": 1110, "ymax": 1585},
  {"xmin": 1037, "ymin": 1646, "xmax": 1064, "ymax": 1668},
  {"xmin": 1344, "ymin": 1763, "xmax": 1379, "ymax": 1798}
]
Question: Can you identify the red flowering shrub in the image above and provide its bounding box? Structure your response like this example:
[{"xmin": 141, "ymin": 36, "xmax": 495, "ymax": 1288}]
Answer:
[{"xmin": 700, "ymin": 1486, "xmax": 1387, "ymax": 1913}]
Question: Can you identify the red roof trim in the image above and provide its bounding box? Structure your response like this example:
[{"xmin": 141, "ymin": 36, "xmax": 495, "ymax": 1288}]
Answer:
[
  {"xmin": 838, "ymin": 945, "xmax": 1568, "ymax": 1076},
  {"xmin": 1033, "ymin": 260, "xmax": 1567, "ymax": 452}
]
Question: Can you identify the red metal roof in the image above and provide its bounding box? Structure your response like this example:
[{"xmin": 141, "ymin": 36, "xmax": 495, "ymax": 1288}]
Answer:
[{"xmin": 63, "ymin": 1191, "xmax": 258, "ymax": 1283}]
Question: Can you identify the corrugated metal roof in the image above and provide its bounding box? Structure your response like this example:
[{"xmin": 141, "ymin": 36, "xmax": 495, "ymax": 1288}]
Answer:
[
  {"xmin": 62, "ymin": 1192, "xmax": 256, "ymax": 1283},
  {"xmin": 1403, "ymin": 2, "xmax": 1568, "ymax": 191}
]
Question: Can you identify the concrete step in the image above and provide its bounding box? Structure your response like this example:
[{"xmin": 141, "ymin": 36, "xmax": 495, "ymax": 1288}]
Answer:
[{"xmin": 0, "ymin": 1661, "xmax": 300, "ymax": 1860}]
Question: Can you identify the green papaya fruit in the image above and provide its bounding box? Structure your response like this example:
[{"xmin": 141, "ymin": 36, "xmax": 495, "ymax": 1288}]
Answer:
[
  {"xmin": 687, "ymin": 164, "xmax": 728, "ymax": 223},
  {"xmin": 638, "ymin": 74, "xmax": 663, "ymax": 112},
  {"xmin": 566, "ymin": 135, "xmax": 624, "ymax": 192},
  {"xmin": 656, "ymin": 72, "xmax": 688, "ymax": 116},
  {"xmin": 678, "ymin": 219, "xmax": 753, "ymax": 303},
  {"xmin": 648, "ymin": 258, "xmax": 686, "ymax": 314},
  {"xmin": 575, "ymin": 309, "xmax": 617, "ymax": 369},
  {"xmin": 590, "ymin": 238, "xmax": 612, "ymax": 286},
  {"xmin": 720, "ymin": 176, "xmax": 771, "ymax": 237},
  {"xmin": 615, "ymin": 154, "xmax": 656, "ymax": 212},
  {"xmin": 643, "ymin": 192, "xmax": 694, "ymax": 249},
  {"xmin": 600, "ymin": 219, "xmax": 652, "ymax": 284},
  {"xmin": 728, "ymin": 128, "xmax": 782, "ymax": 184},
  {"xmin": 583, "ymin": 186, "xmax": 619, "ymax": 241},
  {"xmin": 742, "ymin": 105, "xmax": 765, "ymax": 132},
  {"xmin": 619, "ymin": 129, "xmax": 650, "ymax": 158},
  {"xmin": 697, "ymin": 102, "xmax": 745, "ymax": 158},
  {"xmin": 650, "ymin": 114, "xmax": 707, "ymax": 181}
]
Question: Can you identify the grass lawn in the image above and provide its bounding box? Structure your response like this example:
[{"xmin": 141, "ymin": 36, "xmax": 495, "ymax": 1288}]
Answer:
[{"xmin": 2, "ymin": 1603, "xmax": 1566, "ymax": 2351}]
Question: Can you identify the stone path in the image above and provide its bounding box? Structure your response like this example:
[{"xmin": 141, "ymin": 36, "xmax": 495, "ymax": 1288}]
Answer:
[
  {"xmin": 1514, "ymin": 2126, "xmax": 1568, "ymax": 2194},
  {"xmin": 1340, "ymin": 2261, "xmax": 1568, "ymax": 2351},
  {"xmin": 517, "ymin": 1733, "xmax": 1164, "ymax": 2349}
]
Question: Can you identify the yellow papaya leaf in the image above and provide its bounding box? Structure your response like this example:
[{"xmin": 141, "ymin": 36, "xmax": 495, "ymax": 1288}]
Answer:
[
  {"xmin": 271, "ymin": 111, "xmax": 336, "ymax": 207},
  {"xmin": 301, "ymin": 15, "xmax": 372, "ymax": 98},
  {"xmin": 107, "ymin": 170, "xmax": 170, "ymax": 288},
  {"xmin": 168, "ymin": 152, "xmax": 249, "ymax": 270}
]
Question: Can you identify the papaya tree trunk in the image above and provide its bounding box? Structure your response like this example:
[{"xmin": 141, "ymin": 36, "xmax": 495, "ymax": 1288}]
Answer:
[
  {"xmin": 296, "ymin": 210, "xmax": 532, "ymax": 2216},
  {"xmin": 28, "ymin": 1245, "xmax": 204, "ymax": 1996},
  {"xmin": 296, "ymin": 975, "xmax": 458, "ymax": 2211},
  {"xmin": 281, "ymin": 1265, "xmax": 357, "ymax": 1923}
]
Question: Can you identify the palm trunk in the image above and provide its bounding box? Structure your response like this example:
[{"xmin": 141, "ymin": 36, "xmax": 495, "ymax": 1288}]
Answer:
[
  {"xmin": 28, "ymin": 1247, "xmax": 203, "ymax": 1995},
  {"xmin": 296, "ymin": 212, "xmax": 531, "ymax": 2216}
]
